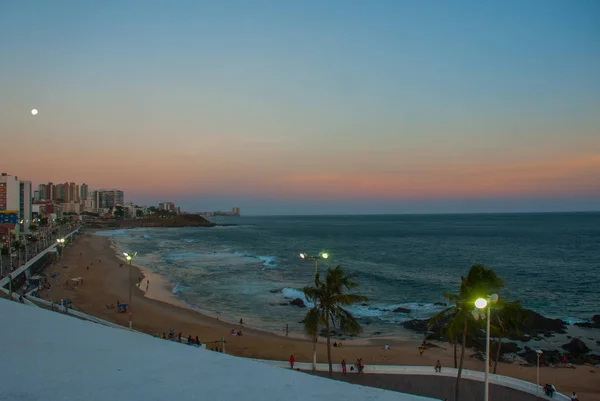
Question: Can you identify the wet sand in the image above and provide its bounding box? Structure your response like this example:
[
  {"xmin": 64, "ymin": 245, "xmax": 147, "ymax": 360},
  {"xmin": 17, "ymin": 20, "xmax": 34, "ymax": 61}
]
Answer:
[{"xmin": 36, "ymin": 233, "xmax": 600, "ymax": 399}]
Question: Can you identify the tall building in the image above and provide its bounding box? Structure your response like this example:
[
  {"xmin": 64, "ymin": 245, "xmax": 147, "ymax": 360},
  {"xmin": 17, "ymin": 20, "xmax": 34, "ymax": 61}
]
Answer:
[
  {"xmin": 19, "ymin": 181, "xmax": 32, "ymax": 231},
  {"xmin": 69, "ymin": 182, "xmax": 79, "ymax": 202},
  {"xmin": 46, "ymin": 182, "xmax": 54, "ymax": 201},
  {"xmin": 80, "ymin": 183, "xmax": 89, "ymax": 200},
  {"xmin": 233, "ymin": 207, "xmax": 240, "ymax": 216},
  {"xmin": 98, "ymin": 189, "xmax": 124, "ymax": 209},
  {"xmin": 37, "ymin": 184, "xmax": 47, "ymax": 200},
  {"xmin": 0, "ymin": 173, "xmax": 20, "ymax": 211},
  {"xmin": 55, "ymin": 183, "xmax": 66, "ymax": 202}
]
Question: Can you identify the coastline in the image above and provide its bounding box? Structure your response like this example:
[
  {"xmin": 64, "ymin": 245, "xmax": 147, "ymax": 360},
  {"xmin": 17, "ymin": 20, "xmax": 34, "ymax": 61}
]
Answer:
[{"xmin": 34, "ymin": 232, "xmax": 600, "ymax": 398}]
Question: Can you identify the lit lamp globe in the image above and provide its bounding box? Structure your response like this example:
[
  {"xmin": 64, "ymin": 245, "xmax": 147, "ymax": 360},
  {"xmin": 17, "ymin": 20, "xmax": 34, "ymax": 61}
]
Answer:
[
  {"xmin": 31, "ymin": 109, "xmax": 38, "ymax": 116},
  {"xmin": 299, "ymin": 253, "xmax": 306, "ymax": 259},
  {"xmin": 475, "ymin": 298, "xmax": 488, "ymax": 309},
  {"xmin": 321, "ymin": 253, "xmax": 329, "ymax": 259}
]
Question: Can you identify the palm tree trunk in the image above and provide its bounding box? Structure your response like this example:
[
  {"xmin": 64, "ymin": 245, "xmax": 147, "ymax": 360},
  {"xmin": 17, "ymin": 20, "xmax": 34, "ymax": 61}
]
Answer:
[
  {"xmin": 493, "ymin": 336, "xmax": 502, "ymax": 374},
  {"xmin": 326, "ymin": 316, "xmax": 333, "ymax": 377},
  {"xmin": 453, "ymin": 337, "xmax": 458, "ymax": 368},
  {"xmin": 455, "ymin": 319, "xmax": 468, "ymax": 401}
]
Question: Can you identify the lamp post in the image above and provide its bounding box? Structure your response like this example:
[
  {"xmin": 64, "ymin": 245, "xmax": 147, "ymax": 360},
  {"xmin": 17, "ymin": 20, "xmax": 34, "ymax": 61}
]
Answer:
[
  {"xmin": 299, "ymin": 251, "xmax": 329, "ymax": 372},
  {"xmin": 123, "ymin": 252, "xmax": 137, "ymax": 329},
  {"xmin": 474, "ymin": 294, "xmax": 499, "ymax": 401},
  {"xmin": 56, "ymin": 238, "xmax": 65, "ymax": 260},
  {"xmin": 536, "ymin": 349, "xmax": 543, "ymax": 399}
]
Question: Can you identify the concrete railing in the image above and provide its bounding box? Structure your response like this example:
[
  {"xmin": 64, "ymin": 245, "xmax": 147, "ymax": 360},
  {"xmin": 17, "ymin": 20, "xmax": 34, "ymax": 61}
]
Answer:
[{"xmin": 254, "ymin": 360, "xmax": 570, "ymax": 401}]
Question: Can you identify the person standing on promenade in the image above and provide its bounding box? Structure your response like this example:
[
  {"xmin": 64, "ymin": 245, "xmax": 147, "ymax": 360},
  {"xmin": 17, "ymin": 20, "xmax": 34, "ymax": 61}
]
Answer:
[
  {"xmin": 435, "ymin": 360, "xmax": 442, "ymax": 373},
  {"xmin": 341, "ymin": 359, "xmax": 347, "ymax": 375},
  {"xmin": 289, "ymin": 354, "xmax": 295, "ymax": 370}
]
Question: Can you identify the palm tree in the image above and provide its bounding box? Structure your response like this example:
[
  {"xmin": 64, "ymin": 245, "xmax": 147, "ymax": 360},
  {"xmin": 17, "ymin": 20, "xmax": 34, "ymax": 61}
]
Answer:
[
  {"xmin": 303, "ymin": 265, "xmax": 367, "ymax": 377},
  {"xmin": 490, "ymin": 299, "xmax": 527, "ymax": 374},
  {"xmin": 445, "ymin": 264, "xmax": 504, "ymax": 401},
  {"xmin": 429, "ymin": 292, "xmax": 462, "ymax": 368}
]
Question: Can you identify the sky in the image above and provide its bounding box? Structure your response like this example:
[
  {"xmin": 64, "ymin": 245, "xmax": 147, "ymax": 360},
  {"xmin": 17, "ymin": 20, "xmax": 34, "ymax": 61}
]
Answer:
[{"xmin": 1, "ymin": 0, "xmax": 599, "ymax": 215}]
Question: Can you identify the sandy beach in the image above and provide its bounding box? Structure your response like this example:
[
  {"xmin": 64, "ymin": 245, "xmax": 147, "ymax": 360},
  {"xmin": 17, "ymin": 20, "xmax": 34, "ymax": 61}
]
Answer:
[{"xmin": 37, "ymin": 233, "xmax": 600, "ymax": 399}]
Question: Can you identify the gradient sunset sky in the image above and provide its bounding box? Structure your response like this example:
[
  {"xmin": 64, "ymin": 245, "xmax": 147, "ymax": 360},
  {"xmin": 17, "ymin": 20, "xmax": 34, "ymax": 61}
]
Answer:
[{"xmin": 1, "ymin": 1, "xmax": 599, "ymax": 214}]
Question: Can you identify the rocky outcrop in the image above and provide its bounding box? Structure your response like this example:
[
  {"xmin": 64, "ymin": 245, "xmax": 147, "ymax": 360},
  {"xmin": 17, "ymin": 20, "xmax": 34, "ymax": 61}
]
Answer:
[
  {"xmin": 574, "ymin": 315, "xmax": 600, "ymax": 329},
  {"xmin": 393, "ymin": 307, "xmax": 411, "ymax": 313},
  {"xmin": 507, "ymin": 309, "xmax": 567, "ymax": 340},
  {"xmin": 561, "ymin": 338, "xmax": 590, "ymax": 356},
  {"xmin": 289, "ymin": 298, "xmax": 305, "ymax": 307}
]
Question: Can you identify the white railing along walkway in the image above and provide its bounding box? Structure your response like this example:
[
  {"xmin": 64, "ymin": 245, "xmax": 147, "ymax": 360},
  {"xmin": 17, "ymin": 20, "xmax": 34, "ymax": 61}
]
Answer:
[
  {"xmin": 254, "ymin": 361, "xmax": 570, "ymax": 401},
  {"xmin": 0, "ymin": 227, "xmax": 81, "ymax": 288}
]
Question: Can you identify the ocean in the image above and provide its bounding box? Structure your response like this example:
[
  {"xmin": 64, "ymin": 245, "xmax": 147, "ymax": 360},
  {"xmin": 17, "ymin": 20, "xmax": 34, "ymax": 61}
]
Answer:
[{"xmin": 98, "ymin": 212, "xmax": 600, "ymax": 339}]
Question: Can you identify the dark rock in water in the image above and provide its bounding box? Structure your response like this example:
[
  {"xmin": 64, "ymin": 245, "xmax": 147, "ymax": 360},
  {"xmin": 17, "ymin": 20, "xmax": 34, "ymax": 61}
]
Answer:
[
  {"xmin": 434, "ymin": 302, "xmax": 447, "ymax": 306},
  {"xmin": 270, "ymin": 289, "xmax": 281, "ymax": 293},
  {"xmin": 561, "ymin": 338, "xmax": 590, "ymax": 356},
  {"xmin": 574, "ymin": 314, "xmax": 600, "ymax": 329},
  {"xmin": 361, "ymin": 303, "xmax": 369, "ymax": 307},
  {"xmin": 372, "ymin": 331, "xmax": 383, "ymax": 335},
  {"xmin": 298, "ymin": 319, "xmax": 305, "ymax": 324},
  {"xmin": 567, "ymin": 336, "xmax": 572, "ymax": 339},
  {"xmin": 279, "ymin": 303, "xmax": 289, "ymax": 306},
  {"xmin": 507, "ymin": 309, "xmax": 567, "ymax": 340},
  {"xmin": 402, "ymin": 319, "xmax": 429, "ymax": 333},
  {"xmin": 597, "ymin": 340, "xmax": 600, "ymax": 346},
  {"xmin": 393, "ymin": 307, "xmax": 411, "ymax": 314},
  {"xmin": 289, "ymin": 298, "xmax": 306, "ymax": 307}
]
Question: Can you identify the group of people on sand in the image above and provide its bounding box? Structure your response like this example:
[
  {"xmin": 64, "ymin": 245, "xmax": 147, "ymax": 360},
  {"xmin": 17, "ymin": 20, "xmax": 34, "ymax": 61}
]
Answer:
[{"xmin": 160, "ymin": 329, "xmax": 203, "ymax": 347}]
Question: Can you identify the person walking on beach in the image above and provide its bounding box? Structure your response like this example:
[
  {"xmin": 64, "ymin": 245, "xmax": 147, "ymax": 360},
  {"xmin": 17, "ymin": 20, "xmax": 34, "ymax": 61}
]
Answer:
[
  {"xmin": 358, "ymin": 358, "xmax": 365, "ymax": 375},
  {"xmin": 419, "ymin": 345, "xmax": 424, "ymax": 356},
  {"xmin": 341, "ymin": 359, "xmax": 347, "ymax": 375},
  {"xmin": 435, "ymin": 360, "xmax": 442, "ymax": 373},
  {"xmin": 289, "ymin": 354, "xmax": 295, "ymax": 370}
]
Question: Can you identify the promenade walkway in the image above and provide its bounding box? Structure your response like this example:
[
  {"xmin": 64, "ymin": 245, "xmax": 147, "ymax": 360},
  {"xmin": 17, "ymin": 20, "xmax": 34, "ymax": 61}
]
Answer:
[{"xmin": 0, "ymin": 227, "xmax": 81, "ymax": 289}]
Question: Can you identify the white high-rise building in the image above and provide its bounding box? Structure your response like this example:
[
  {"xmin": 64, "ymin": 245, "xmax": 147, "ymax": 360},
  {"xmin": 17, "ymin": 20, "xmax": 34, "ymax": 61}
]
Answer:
[{"xmin": 0, "ymin": 173, "xmax": 20, "ymax": 212}]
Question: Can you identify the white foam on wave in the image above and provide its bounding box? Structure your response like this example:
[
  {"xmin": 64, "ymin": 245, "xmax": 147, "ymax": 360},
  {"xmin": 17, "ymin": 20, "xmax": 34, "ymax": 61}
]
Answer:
[
  {"xmin": 143, "ymin": 235, "xmax": 152, "ymax": 239},
  {"xmin": 258, "ymin": 256, "xmax": 277, "ymax": 267},
  {"xmin": 183, "ymin": 238, "xmax": 196, "ymax": 243},
  {"xmin": 564, "ymin": 317, "xmax": 587, "ymax": 325}
]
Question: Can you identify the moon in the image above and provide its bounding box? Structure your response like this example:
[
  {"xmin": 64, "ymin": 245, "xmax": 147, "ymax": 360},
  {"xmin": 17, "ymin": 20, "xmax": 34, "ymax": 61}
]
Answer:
[{"xmin": 31, "ymin": 109, "xmax": 38, "ymax": 116}]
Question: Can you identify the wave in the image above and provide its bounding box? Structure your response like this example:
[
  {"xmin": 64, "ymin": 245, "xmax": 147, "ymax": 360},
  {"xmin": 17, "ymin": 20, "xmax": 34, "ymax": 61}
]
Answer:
[
  {"xmin": 95, "ymin": 229, "xmax": 130, "ymax": 237},
  {"xmin": 281, "ymin": 288, "xmax": 314, "ymax": 308},
  {"xmin": 564, "ymin": 317, "xmax": 587, "ymax": 325},
  {"xmin": 258, "ymin": 256, "xmax": 277, "ymax": 268}
]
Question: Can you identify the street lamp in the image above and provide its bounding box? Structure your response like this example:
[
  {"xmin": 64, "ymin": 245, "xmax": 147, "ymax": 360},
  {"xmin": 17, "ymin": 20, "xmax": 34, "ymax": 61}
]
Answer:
[
  {"xmin": 299, "ymin": 251, "xmax": 329, "ymax": 372},
  {"xmin": 536, "ymin": 349, "xmax": 543, "ymax": 399},
  {"xmin": 123, "ymin": 251, "xmax": 137, "ymax": 329},
  {"xmin": 56, "ymin": 238, "xmax": 65, "ymax": 259},
  {"xmin": 473, "ymin": 294, "xmax": 499, "ymax": 401}
]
